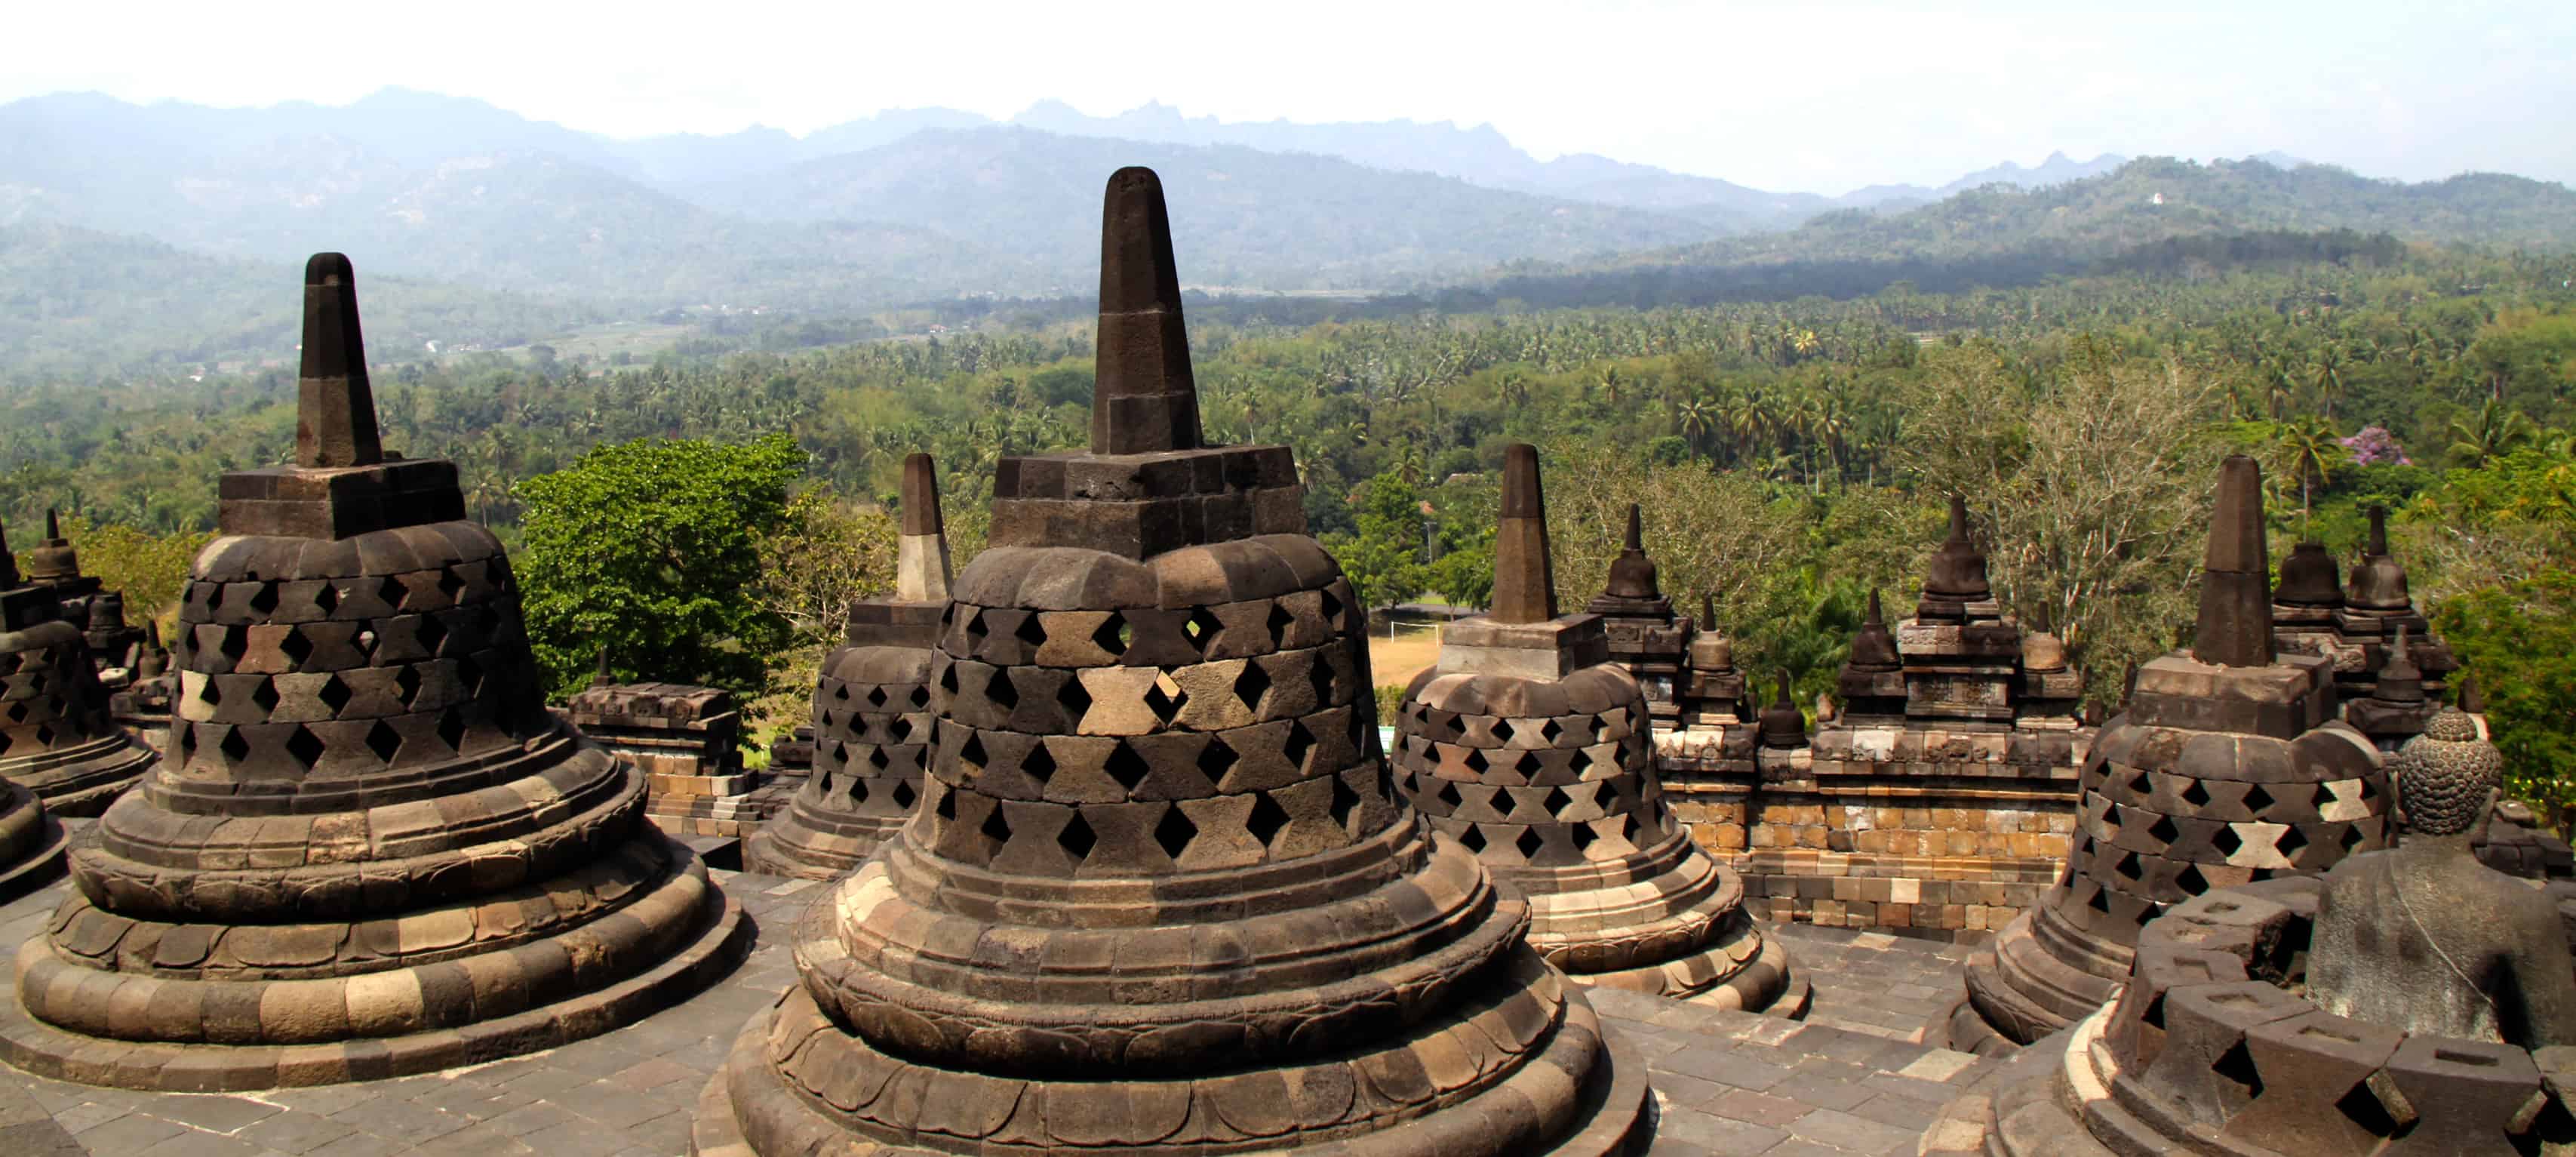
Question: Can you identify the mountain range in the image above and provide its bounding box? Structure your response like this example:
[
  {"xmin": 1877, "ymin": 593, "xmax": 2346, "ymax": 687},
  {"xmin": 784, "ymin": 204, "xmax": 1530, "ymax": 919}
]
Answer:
[{"xmin": 2, "ymin": 88, "xmax": 2571, "ymax": 374}]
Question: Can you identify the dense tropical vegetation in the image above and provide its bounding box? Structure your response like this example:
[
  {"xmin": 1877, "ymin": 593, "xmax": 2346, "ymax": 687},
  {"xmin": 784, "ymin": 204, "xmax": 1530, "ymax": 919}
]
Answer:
[{"xmin": 7, "ymin": 233, "xmax": 2576, "ymax": 817}]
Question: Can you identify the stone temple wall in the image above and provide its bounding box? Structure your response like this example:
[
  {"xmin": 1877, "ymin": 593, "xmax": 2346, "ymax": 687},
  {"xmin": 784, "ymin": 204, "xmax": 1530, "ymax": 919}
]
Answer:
[{"xmin": 1663, "ymin": 729, "xmax": 2081, "ymax": 940}]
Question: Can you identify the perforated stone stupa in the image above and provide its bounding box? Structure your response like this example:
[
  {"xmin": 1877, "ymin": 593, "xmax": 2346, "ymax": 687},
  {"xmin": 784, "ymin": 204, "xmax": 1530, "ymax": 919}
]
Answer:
[
  {"xmin": 1393, "ymin": 444, "xmax": 1805, "ymax": 1013},
  {"xmin": 691, "ymin": 168, "xmax": 1646, "ymax": 1156},
  {"xmin": 744, "ymin": 451, "xmax": 951, "ymax": 879},
  {"xmin": 0, "ymin": 525, "xmax": 157, "ymax": 817},
  {"xmin": 0, "ymin": 254, "xmax": 750, "ymax": 1091},
  {"xmin": 1954, "ymin": 455, "xmax": 2390, "ymax": 1054}
]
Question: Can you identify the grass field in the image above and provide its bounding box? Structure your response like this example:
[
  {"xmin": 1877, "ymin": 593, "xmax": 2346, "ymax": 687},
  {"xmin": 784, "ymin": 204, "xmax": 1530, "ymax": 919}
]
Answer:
[{"xmin": 1367, "ymin": 622, "xmax": 1446, "ymax": 691}]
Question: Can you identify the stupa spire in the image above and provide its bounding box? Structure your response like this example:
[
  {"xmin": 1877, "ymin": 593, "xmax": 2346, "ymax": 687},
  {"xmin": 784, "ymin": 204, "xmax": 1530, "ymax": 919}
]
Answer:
[
  {"xmin": 43, "ymin": 509, "xmax": 57, "ymax": 540},
  {"xmin": 895, "ymin": 451, "xmax": 952, "ymax": 603},
  {"xmin": 1090, "ymin": 167, "xmax": 1203, "ymax": 454},
  {"xmin": 296, "ymin": 253, "xmax": 384, "ymax": 469},
  {"xmin": 2192, "ymin": 454, "xmax": 2274, "ymax": 668},
  {"xmin": 1923, "ymin": 492, "xmax": 1991, "ymax": 599},
  {"xmin": 1488, "ymin": 442, "xmax": 1557, "ymax": 623}
]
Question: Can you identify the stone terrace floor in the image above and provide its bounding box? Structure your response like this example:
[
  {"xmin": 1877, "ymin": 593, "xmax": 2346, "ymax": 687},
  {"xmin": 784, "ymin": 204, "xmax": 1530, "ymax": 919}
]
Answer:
[{"xmin": 0, "ymin": 860, "xmax": 2010, "ymax": 1157}]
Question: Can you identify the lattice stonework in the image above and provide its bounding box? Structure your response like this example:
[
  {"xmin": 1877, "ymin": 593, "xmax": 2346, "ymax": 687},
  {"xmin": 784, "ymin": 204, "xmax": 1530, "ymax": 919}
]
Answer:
[
  {"xmin": 916, "ymin": 562, "xmax": 1399, "ymax": 876},
  {"xmin": 0, "ymin": 612, "xmax": 155, "ymax": 816},
  {"xmin": 743, "ymin": 638, "xmax": 936, "ymax": 878}
]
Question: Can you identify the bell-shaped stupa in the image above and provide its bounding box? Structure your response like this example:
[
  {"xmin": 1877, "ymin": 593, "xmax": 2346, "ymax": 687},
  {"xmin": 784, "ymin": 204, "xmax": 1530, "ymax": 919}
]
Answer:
[
  {"xmin": 745, "ymin": 453, "xmax": 952, "ymax": 879},
  {"xmin": 0, "ymin": 524, "xmax": 157, "ymax": 816},
  {"xmin": 1953, "ymin": 455, "xmax": 2390, "ymax": 1054},
  {"xmin": 0, "ymin": 254, "xmax": 750, "ymax": 1091},
  {"xmin": 1394, "ymin": 444, "xmax": 1805, "ymax": 1011},
  {"xmin": 691, "ymin": 169, "xmax": 1646, "ymax": 1155}
]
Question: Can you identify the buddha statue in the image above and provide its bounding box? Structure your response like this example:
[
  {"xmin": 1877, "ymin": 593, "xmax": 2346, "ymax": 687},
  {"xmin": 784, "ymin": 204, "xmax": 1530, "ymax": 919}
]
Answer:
[{"xmin": 2309, "ymin": 706, "xmax": 2576, "ymax": 1048}]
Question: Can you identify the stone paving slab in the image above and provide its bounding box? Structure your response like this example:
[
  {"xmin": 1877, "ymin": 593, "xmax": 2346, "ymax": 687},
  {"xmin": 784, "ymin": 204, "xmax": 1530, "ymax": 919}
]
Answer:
[{"xmin": 0, "ymin": 867, "xmax": 1995, "ymax": 1155}]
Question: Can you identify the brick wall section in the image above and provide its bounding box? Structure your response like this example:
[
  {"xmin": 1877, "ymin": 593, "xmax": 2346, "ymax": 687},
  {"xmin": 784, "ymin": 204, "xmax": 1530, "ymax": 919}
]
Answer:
[{"xmin": 1662, "ymin": 723, "xmax": 2086, "ymax": 940}]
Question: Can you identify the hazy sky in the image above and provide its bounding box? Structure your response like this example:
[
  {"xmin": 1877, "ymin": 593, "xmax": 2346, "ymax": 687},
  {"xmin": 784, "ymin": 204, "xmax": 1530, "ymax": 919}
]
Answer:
[{"xmin": 9, "ymin": 0, "xmax": 2571, "ymax": 194}]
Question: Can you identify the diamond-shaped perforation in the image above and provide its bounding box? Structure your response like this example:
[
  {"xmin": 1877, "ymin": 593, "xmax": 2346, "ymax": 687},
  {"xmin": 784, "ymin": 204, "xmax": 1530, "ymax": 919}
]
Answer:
[
  {"xmin": 1331, "ymin": 774, "xmax": 1361, "ymax": 828},
  {"xmin": 939, "ymin": 663, "xmax": 961, "ymax": 695},
  {"xmin": 1024, "ymin": 742, "xmax": 1059, "ymax": 784},
  {"xmin": 2243, "ymin": 783, "xmax": 2275, "ymax": 813},
  {"xmin": 868, "ymin": 746, "xmax": 891, "ymax": 771},
  {"xmin": 1539, "ymin": 719, "xmax": 1563, "ymax": 744},
  {"xmin": 1155, "ymin": 805, "xmax": 1197, "ymax": 860},
  {"xmin": 1436, "ymin": 780, "xmax": 1463, "ymax": 810},
  {"xmin": 1145, "ymin": 672, "xmax": 1185, "ymax": 726},
  {"xmin": 365, "ymin": 721, "xmax": 401, "ymax": 763},
  {"xmin": 2175, "ymin": 863, "xmax": 2209, "ymax": 897},
  {"xmin": 219, "ymin": 728, "xmax": 251, "ymax": 763},
  {"xmin": 2212, "ymin": 826, "xmax": 2242, "ymax": 857},
  {"xmin": 1266, "ymin": 602, "xmax": 1295, "ymax": 646},
  {"xmin": 1460, "ymin": 825, "xmax": 1487, "ymax": 854},
  {"xmin": 1513, "ymin": 749, "xmax": 1542, "ymax": 777},
  {"xmin": 1197, "ymin": 737, "xmax": 1237, "ymax": 782},
  {"xmin": 1105, "ymin": 742, "xmax": 1151, "ymax": 791},
  {"xmin": 2147, "ymin": 814, "xmax": 2179, "ymax": 848},
  {"xmin": 1571, "ymin": 823, "xmax": 1598, "ymax": 852},
  {"xmin": 378, "ymin": 574, "xmax": 408, "ymax": 613},
  {"xmin": 891, "ymin": 780, "xmax": 917, "ymax": 810},
  {"xmin": 2182, "ymin": 780, "xmax": 2211, "ymax": 808},
  {"xmin": 436, "ymin": 709, "xmax": 466, "ymax": 752},
  {"xmin": 318, "ymin": 675, "xmax": 353, "ymax": 715},
  {"xmin": 862, "ymin": 685, "xmax": 884, "ymax": 707},
  {"xmin": 455, "ymin": 654, "xmax": 484, "ymax": 697},
  {"xmin": 219, "ymin": 626, "xmax": 250, "ymax": 664},
  {"xmin": 1492, "ymin": 719, "xmax": 1517, "ymax": 746},
  {"xmin": 1247, "ymin": 792, "xmax": 1290, "ymax": 848},
  {"xmin": 936, "ymin": 786, "xmax": 958, "ymax": 823},
  {"xmin": 284, "ymin": 725, "xmax": 325, "ymax": 770},
  {"xmin": 1184, "ymin": 607, "xmax": 1222, "ymax": 651},
  {"xmin": 315, "ymin": 583, "xmax": 340, "ymax": 616},
  {"xmin": 1307, "ymin": 657, "xmax": 1335, "ymax": 708},
  {"xmin": 1092, "ymin": 613, "xmax": 1130, "ymax": 658},
  {"xmin": 960, "ymin": 733, "xmax": 988, "ymax": 772},
  {"xmin": 1515, "ymin": 828, "xmax": 1545, "ymax": 860},
  {"xmin": 1233, "ymin": 663, "xmax": 1271, "ymax": 712},
  {"xmin": 252, "ymin": 680, "xmax": 281, "ymax": 713},
  {"xmin": 1542, "ymin": 785, "xmax": 1575, "ymax": 817},
  {"xmin": 987, "ymin": 668, "xmax": 1019, "ymax": 711},
  {"xmin": 437, "ymin": 567, "xmax": 466, "ymax": 602},
  {"xmin": 1015, "ymin": 613, "xmax": 1047, "ymax": 648},
  {"xmin": 1056, "ymin": 675, "xmax": 1092, "ymax": 724},
  {"xmin": 2116, "ymin": 852, "xmax": 2143, "ymax": 881},
  {"xmin": 1319, "ymin": 587, "xmax": 1342, "ymax": 626},
  {"xmin": 1462, "ymin": 747, "xmax": 1489, "ymax": 774},
  {"xmin": 391, "ymin": 666, "xmax": 419, "ymax": 707},
  {"xmin": 2276, "ymin": 825, "xmax": 2310, "ymax": 857},
  {"xmin": 965, "ymin": 609, "xmax": 990, "ymax": 646},
  {"xmin": 1057, "ymin": 811, "xmax": 1097, "ymax": 863},
  {"xmin": 247, "ymin": 584, "xmax": 280, "ymax": 614},
  {"xmin": 980, "ymin": 805, "xmax": 1012, "ymax": 852},
  {"xmin": 414, "ymin": 615, "xmax": 447, "ymax": 657},
  {"xmin": 1283, "ymin": 720, "xmax": 1315, "ymax": 771}
]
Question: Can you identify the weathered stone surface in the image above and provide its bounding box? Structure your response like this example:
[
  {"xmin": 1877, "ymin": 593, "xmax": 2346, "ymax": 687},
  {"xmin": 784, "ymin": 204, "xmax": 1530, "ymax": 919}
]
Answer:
[
  {"xmin": 0, "ymin": 254, "xmax": 749, "ymax": 1091},
  {"xmin": 696, "ymin": 171, "xmax": 1643, "ymax": 1155}
]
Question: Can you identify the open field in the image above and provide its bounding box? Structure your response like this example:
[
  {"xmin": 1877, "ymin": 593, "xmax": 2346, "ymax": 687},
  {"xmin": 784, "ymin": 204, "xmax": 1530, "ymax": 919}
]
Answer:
[{"xmin": 1367, "ymin": 622, "xmax": 1446, "ymax": 691}]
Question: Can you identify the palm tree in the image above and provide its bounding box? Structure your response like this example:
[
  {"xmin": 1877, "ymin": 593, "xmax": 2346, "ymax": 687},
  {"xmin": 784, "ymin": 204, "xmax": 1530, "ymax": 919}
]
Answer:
[
  {"xmin": 2445, "ymin": 397, "xmax": 2538, "ymax": 467},
  {"xmin": 2276, "ymin": 417, "xmax": 2343, "ymax": 521}
]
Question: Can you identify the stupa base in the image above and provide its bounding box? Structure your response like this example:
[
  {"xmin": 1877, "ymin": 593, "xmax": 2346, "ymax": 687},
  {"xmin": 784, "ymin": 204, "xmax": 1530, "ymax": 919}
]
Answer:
[
  {"xmin": 1953, "ymin": 904, "xmax": 2127, "ymax": 1054},
  {"xmin": 691, "ymin": 950, "xmax": 1650, "ymax": 1156},
  {"xmin": 0, "ymin": 811, "xmax": 66, "ymax": 901},
  {"xmin": 11, "ymin": 734, "xmax": 155, "ymax": 818},
  {"xmin": 741, "ymin": 807, "xmax": 901, "ymax": 882},
  {"xmin": 1568, "ymin": 925, "xmax": 1808, "ymax": 1019},
  {"xmin": 0, "ymin": 839, "xmax": 752, "ymax": 1091}
]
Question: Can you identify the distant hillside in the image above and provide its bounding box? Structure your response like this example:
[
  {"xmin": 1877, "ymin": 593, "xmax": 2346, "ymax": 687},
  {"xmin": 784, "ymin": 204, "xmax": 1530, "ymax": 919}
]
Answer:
[
  {"xmin": 684, "ymin": 127, "xmax": 1729, "ymax": 290},
  {"xmin": 1621, "ymin": 156, "xmax": 2576, "ymax": 271},
  {"xmin": 0, "ymin": 223, "xmax": 602, "ymax": 378}
]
